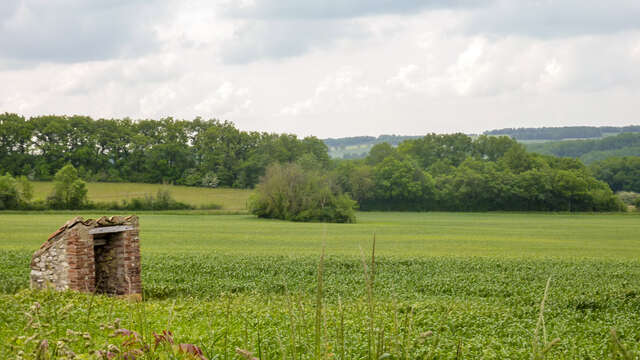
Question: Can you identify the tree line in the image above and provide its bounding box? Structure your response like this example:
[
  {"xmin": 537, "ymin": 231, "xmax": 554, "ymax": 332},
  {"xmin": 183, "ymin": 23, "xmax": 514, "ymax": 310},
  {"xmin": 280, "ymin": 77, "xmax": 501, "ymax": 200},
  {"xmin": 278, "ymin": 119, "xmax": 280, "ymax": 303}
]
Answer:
[
  {"xmin": 330, "ymin": 134, "xmax": 624, "ymax": 212},
  {"xmin": 0, "ymin": 113, "xmax": 328, "ymax": 188},
  {"xmin": 1, "ymin": 113, "xmax": 630, "ymax": 214},
  {"xmin": 527, "ymin": 133, "xmax": 640, "ymax": 164},
  {"xmin": 249, "ymin": 133, "xmax": 627, "ymax": 222},
  {"xmin": 485, "ymin": 125, "xmax": 640, "ymax": 140},
  {"xmin": 589, "ymin": 157, "xmax": 640, "ymax": 193}
]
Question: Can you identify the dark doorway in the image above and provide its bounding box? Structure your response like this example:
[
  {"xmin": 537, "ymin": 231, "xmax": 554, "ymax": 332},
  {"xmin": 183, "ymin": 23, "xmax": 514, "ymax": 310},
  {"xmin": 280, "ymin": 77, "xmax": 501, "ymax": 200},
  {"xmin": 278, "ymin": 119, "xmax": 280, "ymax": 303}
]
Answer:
[{"xmin": 93, "ymin": 232, "xmax": 124, "ymax": 294}]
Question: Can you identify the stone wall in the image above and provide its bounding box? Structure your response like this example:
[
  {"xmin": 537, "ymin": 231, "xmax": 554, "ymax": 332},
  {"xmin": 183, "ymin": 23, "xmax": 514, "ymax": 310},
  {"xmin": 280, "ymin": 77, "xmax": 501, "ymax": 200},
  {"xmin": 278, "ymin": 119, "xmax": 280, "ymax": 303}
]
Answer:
[
  {"xmin": 30, "ymin": 215, "xmax": 141, "ymax": 296},
  {"xmin": 30, "ymin": 235, "xmax": 69, "ymax": 290}
]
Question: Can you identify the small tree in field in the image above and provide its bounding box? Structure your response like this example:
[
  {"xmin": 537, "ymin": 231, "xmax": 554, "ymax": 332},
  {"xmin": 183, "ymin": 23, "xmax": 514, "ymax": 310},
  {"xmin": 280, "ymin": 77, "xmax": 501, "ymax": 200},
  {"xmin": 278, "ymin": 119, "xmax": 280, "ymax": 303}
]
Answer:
[
  {"xmin": 48, "ymin": 164, "xmax": 88, "ymax": 209},
  {"xmin": 249, "ymin": 163, "xmax": 356, "ymax": 223}
]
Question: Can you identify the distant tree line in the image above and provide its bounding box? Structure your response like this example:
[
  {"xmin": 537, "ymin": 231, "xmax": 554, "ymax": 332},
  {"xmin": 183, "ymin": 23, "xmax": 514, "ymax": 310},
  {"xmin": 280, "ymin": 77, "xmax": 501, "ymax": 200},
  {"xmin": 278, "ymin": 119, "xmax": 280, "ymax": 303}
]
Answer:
[
  {"xmin": 331, "ymin": 134, "xmax": 624, "ymax": 212},
  {"xmin": 589, "ymin": 157, "xmax": 640, "ymax": 193},
  {"xmin": 0, "ymin": 113, "xmax": 629, "ymax": 213},
  {"xmin": 0, "ymin": 113, "xmax": 328, "ymax": 188},
  {"xmin": 527, "ymin": 133, "xmax": 640, "ymax": 164},
  {"xmin": 323, "ymin": 135, "xmax": 422, "ymax": 148},
  {"xmin": 485, "ymin": 126, "xmax": 640, "ymax": 140}
]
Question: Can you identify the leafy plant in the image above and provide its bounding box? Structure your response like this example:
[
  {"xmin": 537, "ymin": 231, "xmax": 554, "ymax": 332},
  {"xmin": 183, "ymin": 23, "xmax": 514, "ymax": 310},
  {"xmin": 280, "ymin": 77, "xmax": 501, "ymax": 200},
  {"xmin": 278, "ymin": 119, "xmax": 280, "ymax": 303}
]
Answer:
[{"xmin": 249, "ymin": 162, "xmax": 356, "ymax": 223}]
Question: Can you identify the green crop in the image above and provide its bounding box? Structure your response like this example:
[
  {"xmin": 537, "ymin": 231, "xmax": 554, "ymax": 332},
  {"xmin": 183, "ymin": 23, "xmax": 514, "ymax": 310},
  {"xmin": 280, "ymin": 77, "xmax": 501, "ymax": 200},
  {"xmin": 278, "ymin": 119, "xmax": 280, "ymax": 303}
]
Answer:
[{"xmin": 1, "ymin": 212, "xmax": 639, "ymax": 358}]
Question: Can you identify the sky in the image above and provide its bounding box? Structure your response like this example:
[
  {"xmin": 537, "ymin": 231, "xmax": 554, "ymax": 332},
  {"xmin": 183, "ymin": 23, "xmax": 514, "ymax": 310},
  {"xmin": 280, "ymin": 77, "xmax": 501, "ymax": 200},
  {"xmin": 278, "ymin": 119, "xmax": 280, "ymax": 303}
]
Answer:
[{"xmin": 1, "ymin": 0, "xmax": 639, "ymax": 138}]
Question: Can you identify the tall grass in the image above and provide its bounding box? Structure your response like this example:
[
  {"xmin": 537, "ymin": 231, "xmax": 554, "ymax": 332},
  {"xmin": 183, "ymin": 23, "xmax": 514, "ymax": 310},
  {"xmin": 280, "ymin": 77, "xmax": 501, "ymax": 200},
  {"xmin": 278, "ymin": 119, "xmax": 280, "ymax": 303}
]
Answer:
[{"xmin": 5, "ymin": 254, "xmax": 640, "ymax": 359}]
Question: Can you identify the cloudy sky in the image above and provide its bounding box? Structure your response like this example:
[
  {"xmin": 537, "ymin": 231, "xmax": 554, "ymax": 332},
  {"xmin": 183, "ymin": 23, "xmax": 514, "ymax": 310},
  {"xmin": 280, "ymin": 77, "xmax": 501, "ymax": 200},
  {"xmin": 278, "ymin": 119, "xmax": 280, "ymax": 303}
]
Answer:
[{"xmin": 1, "ymin": 0, "xmax": 639, "ymax": 137}]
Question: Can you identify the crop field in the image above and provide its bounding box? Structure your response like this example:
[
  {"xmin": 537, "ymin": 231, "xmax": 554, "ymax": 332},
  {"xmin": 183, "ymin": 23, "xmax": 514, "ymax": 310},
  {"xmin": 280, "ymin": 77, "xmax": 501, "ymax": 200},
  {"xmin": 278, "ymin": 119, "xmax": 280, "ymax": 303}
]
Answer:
[
  {"xmin": 1, "ymin": 212, "xmax": 640, "ymax": 358},
  {"xmin": 30, "ymin": 182, "xmax": 253, "ymax": 210}
]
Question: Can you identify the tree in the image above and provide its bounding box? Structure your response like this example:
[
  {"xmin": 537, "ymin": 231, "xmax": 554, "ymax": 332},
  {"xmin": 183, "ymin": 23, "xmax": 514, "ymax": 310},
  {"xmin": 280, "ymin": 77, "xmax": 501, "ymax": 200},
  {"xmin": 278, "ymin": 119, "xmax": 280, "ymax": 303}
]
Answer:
[
  {"xmin": 249, "ymin": 163, "xmax": 356, "ymax": 223},
  {"xmin": 590, "ymin": 156, "xmax": 640, "ymax": 192},
  {"xmin": 371, "ymin": 157, "xmax": 436, "ymax": 211},
  {"xmin": 0, "ymin": 173, "xmax": 20, "ymax": 209},
  {"xmin": 48, "ymin": 164, "xmax": 88, "ymax": 209},
  {"xmin": 366, "ymin": 142, "xmax": 397, "ymax": 166},
  {"xmin": 16, "ymin": 175, "xmax": 33, "ymax": 203},
  {"xmin": 499, "ymin": 144, "xmax": 535, "ymax": 174}
]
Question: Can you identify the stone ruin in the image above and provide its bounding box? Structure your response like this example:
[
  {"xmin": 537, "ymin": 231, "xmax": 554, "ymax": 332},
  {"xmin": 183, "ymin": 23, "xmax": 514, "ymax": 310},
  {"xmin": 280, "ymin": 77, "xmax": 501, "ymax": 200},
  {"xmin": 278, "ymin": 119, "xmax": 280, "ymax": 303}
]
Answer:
[{"xmin": 30, "ymin": 215, "xmax": 141, "ymax": 297}]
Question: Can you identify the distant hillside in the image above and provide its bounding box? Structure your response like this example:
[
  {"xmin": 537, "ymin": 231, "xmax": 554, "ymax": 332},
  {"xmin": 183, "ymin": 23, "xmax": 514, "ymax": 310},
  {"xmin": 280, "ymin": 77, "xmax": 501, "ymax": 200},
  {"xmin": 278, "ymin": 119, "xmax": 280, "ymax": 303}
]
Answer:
[
  {"xmin": 526, "ymin": 132, "xmax": 640, "ymax": 164},
  {"xmin": 323, "ymin": 135, "xmax": 422, "ymax": 159},
  {"xmin": 485, "ymin": 125, "xmax": 640, "ymax": 141}
]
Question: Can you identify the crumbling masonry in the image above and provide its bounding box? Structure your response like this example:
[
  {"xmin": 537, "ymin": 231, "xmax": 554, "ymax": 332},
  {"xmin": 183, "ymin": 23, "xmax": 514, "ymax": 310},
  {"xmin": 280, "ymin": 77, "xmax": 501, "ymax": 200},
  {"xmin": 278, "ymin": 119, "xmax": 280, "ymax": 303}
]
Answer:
[{"xmin": 30, "ymin": 215, "xmax": 141, "ymax": 296}]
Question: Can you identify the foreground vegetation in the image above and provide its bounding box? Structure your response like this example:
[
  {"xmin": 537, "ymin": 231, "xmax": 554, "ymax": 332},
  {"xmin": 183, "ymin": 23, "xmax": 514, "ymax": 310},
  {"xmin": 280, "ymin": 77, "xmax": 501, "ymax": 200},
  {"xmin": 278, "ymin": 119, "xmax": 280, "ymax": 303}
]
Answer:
[{"xmin": 1, "ymin": 212, "xmax": 640, "ymax": 358}]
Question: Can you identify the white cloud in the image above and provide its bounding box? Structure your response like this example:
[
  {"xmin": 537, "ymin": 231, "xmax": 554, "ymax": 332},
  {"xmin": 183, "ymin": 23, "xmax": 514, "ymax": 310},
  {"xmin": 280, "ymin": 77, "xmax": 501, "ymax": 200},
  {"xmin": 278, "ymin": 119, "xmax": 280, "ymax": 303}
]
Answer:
[
  {"xmin": 194, "ymin": 82, "xmax": 252, "ymax": 118},
  {"xmin": 279, "ymin": 67, "xmax": 380, "ymax": 117},
  {"xmin": 140, "ymin": 86, "xmax": 177, "ymax": 117},
  {"xmin": 1, "ymin": 1, "xmax": 640, "ymax": 138}
]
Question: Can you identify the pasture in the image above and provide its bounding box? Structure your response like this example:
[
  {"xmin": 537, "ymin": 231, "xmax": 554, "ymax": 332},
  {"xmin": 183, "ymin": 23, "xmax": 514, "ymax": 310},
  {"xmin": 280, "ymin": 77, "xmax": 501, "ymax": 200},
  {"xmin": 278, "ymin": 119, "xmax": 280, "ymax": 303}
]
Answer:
[
  {"xmin": 30, "ymin": 181, "xmax": 253, "ymax": 210},
  {"xmin": 1, "ymin": 212, "xmax": 640, "ymax": 358}
]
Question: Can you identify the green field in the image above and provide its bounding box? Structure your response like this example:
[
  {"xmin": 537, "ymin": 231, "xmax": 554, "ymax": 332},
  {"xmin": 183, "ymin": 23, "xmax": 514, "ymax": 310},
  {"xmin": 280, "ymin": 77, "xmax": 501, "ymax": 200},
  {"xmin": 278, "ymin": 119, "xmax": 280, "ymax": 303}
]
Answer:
[
  {"xmin": 31, "ymin": 181, "xmax": 253, "ymax": 210},
  {"xmin": 2, "ymin": 212, "xmax": 640, "ymax": 358}
]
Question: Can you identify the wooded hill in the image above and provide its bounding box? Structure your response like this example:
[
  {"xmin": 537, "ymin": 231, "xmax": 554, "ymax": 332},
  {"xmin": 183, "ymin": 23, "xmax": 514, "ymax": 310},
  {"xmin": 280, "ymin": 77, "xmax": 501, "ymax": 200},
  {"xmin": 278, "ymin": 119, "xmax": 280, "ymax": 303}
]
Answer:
[
  {"xmin": 526, "ymin": 132, "xmax": 640, "ymax": 164},
  {"xmin": 484, "ymin": 125, "xmax": 640, "ymax": 140},
  {"xmin": 323, "ymin": 135, "xmax": 422, "ymax": 159}
]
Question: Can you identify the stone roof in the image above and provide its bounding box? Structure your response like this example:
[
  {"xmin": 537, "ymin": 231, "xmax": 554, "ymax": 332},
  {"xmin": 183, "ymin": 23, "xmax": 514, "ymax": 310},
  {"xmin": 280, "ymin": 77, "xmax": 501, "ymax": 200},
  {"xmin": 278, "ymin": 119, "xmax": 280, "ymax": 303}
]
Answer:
[{"xmin": 41, "ymin": 215, "xmax": 139, "ymax": 250}]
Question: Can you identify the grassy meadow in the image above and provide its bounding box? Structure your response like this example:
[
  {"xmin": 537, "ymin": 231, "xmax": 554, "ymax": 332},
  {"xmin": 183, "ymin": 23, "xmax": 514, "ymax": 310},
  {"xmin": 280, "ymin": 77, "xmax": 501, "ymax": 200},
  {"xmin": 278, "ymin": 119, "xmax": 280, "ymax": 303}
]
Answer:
[
  {"xmin": 1, "ymin": 212, "xmax": 640, "ymax": 358},
  {"xmin": 30, "ymin": 181, "xmax": 253, "ymax": 210}
]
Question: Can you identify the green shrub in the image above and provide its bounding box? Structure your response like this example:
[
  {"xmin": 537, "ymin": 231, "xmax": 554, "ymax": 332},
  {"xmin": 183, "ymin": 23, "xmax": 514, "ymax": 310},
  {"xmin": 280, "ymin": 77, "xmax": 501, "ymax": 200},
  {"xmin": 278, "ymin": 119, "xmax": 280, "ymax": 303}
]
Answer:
[
  {"xmin": 0, "ymin": 173, "xmax": 33, "ymax": 210},
  {"xmin": 617, "ymin": 191, "xmax": 640, "ymax": 206},
  {"xmin": 93, "ymin": 189, "xmax": 195, "ymax": 210},
  {"xmin": 249, "ymin": 163, "xmax": 356, "ymax": 223},
  {"xmin": 47, "ymin": 164, "xmax": 88, "ymax": 209},
  {"xmin": 0, "ymin": 173, "xmax": 20, "ymax": 210}
]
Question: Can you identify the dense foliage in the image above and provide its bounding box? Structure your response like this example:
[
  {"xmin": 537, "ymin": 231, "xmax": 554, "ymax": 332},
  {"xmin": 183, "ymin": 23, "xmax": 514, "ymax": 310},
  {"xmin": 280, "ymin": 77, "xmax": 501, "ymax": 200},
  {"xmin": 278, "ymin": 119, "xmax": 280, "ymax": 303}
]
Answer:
[
  {"xmin": 249, "ymin": 163, "xmax": 357, "ymax": 222},
  {"xmin": 0, "ymin": 113, "xmax": 328, "ymax": 188},
  {"xmin": 526, "ymin": 132, "xmax": 640, "ymax": 163},
  {"xmin": 0, "ymin": 113, "xmax": 631, "ymax": 212},
  {"xmin": 0, "ymin": 173, "xmax": 32, "ymax": 209},
  {"xmin": 46, "ymin": 164, "xmax": 88, "ymax": 209},
  {"xmin": 589, "ymin": 157, "xmax": 640, "ymax": 193},
  {"xmin": 333, "ymin": 134, "xmax": 624, "ymax": 212},
  {"xmin": 485, "ymin": 125, "xmax": 640, "ymax": 140}
]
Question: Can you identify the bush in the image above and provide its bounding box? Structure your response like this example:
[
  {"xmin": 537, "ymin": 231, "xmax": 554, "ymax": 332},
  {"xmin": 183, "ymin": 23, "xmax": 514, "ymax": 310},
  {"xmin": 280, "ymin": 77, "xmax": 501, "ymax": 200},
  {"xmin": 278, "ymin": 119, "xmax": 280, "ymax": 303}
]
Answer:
[
  {"xmin": 617, "ymin": 191, "xmax": 640, "ymax": 206},
  {"xmin": 249, "ymin": 163, "xmax": 356, "ymax": 223},
  {"xmin": 47, "ymin": 164, "xmax": 88, "ymax": 209},
  {"xmin": 93, "ymin": 189, "xmax": 195, "ymax": 211},
  {"xmin": 0, "ymin": 173, "xmax": 20, "ymax": 210},
  {"xmin": 0, "ymin": 173, "xmax": 33, "ymax": 210}
]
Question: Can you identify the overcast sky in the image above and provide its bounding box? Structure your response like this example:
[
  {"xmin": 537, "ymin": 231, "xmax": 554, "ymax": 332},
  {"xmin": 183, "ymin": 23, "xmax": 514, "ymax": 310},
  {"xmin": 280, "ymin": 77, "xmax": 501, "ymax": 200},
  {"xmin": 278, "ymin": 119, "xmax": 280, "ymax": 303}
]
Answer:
[{"xmin": 1, "ymin": 0, "xmax": 639, "ymax": 137}]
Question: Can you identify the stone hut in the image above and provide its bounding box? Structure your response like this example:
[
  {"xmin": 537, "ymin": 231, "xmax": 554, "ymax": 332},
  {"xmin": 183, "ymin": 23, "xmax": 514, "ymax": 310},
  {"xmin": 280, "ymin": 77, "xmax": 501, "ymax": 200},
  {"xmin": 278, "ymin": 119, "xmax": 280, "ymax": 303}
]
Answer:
[{"xmin": 30, "ymin": 215, "xmax": 141, "ymax": 296}]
